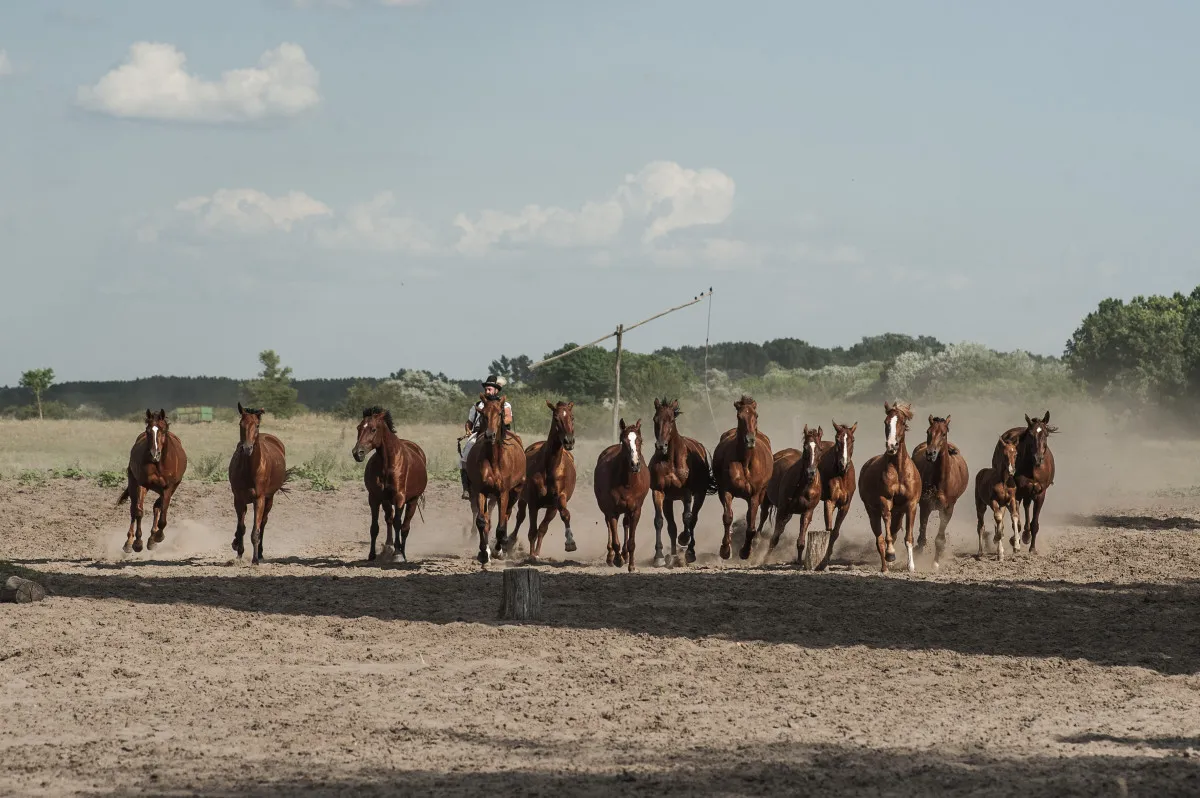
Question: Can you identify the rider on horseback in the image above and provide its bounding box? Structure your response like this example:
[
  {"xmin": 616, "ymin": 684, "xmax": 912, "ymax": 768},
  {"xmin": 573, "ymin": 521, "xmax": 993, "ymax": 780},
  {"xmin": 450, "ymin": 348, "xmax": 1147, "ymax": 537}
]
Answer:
[{"xmin": 459, "ymin": 374, "xmax": 513, "ymax": 499}]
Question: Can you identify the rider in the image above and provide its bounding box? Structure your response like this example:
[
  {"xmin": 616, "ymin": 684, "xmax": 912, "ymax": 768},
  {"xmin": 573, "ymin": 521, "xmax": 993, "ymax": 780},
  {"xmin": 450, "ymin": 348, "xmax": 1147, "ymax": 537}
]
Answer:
[{"xmin": 459, "ymin": 374, "xmax": 513, "ymax": 499}]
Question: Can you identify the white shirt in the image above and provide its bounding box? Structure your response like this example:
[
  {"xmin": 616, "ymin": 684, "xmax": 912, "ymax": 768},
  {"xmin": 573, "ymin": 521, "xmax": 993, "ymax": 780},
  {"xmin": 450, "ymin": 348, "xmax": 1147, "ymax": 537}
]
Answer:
[{"xmin": 468, "ymin": 400, "xmax": 512, "ymax": 432}]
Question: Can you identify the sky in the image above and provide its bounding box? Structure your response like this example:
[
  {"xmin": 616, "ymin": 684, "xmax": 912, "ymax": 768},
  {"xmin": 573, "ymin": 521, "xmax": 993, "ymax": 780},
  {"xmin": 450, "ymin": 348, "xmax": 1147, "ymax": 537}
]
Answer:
[{"xmin": 1, "ymin": 0, "xmax": 1198, "ymax": 385}]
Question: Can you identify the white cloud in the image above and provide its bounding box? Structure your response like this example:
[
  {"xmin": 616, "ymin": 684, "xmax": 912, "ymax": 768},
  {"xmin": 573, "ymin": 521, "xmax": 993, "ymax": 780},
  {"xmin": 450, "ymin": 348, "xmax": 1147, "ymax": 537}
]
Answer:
[
  {"xmin": 175, "ymin": 189, "xmax": 333, "ymax": 233},
  {"xmin": 452, "ymin": 200, "xmax": 625, "ymax": 256},
  {"xmin": 0, "ymin": 50, "xmax": 13, "ymax": 77},
  {"xmin": 77, "ymin": 42, "xmax": 320, "ymax": 123},
  {"xmin": 616, "ymin": 161, "xmax": 736, "ymax": 243},
  {"xmin": 313, "ymin": 192, "xmax": 437, "ymax": 254}
]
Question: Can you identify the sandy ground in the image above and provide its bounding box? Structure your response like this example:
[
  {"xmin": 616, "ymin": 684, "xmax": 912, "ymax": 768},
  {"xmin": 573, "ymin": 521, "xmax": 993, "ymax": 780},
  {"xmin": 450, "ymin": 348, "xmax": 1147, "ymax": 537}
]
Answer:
[{"xmin": 2, "ymin": 469, "xmax": 1200, "ymax": 796}]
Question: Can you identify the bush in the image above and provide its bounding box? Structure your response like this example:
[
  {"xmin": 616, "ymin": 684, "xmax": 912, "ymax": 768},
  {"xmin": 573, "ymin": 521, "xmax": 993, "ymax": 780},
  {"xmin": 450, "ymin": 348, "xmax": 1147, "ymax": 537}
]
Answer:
[
  {"xmin": 882, "ymin": 343, "xmax": 1083, "ymax": 403},
  {"xmin": 340, "ymin": 372, "xmax": 466, "ymax": 424},
  {"xmin": 190, "ymin": 453, "xmax": 228, "ymax": 484},
  {"xmin": 95, "ymin": 470, "xmax": 126, "ymax": 488}
]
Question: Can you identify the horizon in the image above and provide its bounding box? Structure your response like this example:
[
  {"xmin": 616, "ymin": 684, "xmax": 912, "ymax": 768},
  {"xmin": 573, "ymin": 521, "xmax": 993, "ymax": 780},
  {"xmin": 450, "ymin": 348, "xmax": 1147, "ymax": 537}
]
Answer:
[{"xmin": 3, "ymin": 1, "xmax": 1197, "ymax": 385}]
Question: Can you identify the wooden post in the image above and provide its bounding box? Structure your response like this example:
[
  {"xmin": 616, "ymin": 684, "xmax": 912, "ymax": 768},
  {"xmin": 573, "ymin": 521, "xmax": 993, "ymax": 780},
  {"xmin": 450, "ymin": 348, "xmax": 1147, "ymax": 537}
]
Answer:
[
  {"xmin": 802, "ymin": 530, "xmax": 830, "ymax": 571},
  {"xmin": 612, "ymin": 324, "xmax": 624, "ymax": 442},
  {"xmin": 2, "ymin": 575, "xmax": 47, "ymax": 604},
  {"xmin": 498, "ymin": 567, "xmax": 542, "ymax": 621}
]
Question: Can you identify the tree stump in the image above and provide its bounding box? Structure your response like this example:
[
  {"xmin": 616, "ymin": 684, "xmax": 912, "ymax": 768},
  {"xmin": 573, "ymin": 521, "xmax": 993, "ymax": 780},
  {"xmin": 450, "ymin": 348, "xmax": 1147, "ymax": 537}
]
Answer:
[
  {"xmin": 802, "ymin": 530, "xmax": 829, "ymax": 571},
  {"xmin": 498, "ymin": 567, "xmax": 542, "ymax": 621},
  {"xmin": 2, "ymin": 575, "xmax": 47, "ymax": 604}
]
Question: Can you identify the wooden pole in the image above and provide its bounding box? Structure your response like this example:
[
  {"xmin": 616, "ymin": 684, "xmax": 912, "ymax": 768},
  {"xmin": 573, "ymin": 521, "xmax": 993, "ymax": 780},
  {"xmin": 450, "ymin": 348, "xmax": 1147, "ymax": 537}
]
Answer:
[
  {"xmin": 498, "ymin": 567, "xmax": 542, "ymax": 621},
  {"xmin": 612, "ymin": 324, "xmax": 624, "ymax": 442}
]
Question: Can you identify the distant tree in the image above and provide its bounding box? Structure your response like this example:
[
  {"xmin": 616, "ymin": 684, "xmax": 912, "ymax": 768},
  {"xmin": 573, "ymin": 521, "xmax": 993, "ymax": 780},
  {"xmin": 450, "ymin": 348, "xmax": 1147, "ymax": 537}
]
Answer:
[
  {"xmin": 529, "ymin": 343, "xmax": 615, "ymax": 401},
  {"xmin": 241, "ymin": 350, "xmax": 301, "ymax": 418},
  {"xmin": 19, "ymin": 367, "xmax": 55, "ymax": 420},
  {"xmin": 488, "ymin": 354, "xmax": 533, "ymax": 384}
]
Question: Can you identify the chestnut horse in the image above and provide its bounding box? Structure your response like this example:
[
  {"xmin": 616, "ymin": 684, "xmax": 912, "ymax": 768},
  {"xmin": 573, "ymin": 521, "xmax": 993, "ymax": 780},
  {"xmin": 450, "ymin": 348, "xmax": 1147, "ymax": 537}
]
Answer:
[
  {"xmin": 858, "ymin": 401, "xmax": 923, "ymax": 573},
  {"xmin": 912, "ymin": 414, "xmax": 970, "ymax": 569},
  {"xmin": 974, "ymin": 434, "xmax": 1019, "ymax": 561},
  {"xmin": 712, "ymin": 395, "xmax": 773, "ymax": 561},
  {"xmin": 117, "ymin": 409, "xmax": 188, "ymax": 554},
  {"xmin": 1002, "ymin": 411, "xmax": 1057, "ymax": 554},
  {"xmin": 757, "ymin": 424, "xmax": 824, "ymax": 564},
  {"xmin": 465, "ymin": 395, "xmax": 526, "ymax": 565},
  {"xmin": 228, "ymin": 403, "xmax": 289, "ymax": 564},
  {"xmin": 512, "ymin": 400, "xmax": 578, "ymax": 562},
  {"xmin": 649, "ymin": 397, "xmax": 713, "ymax": 566},
  {"xmin": 593, "ymin": 417, "xmax": 650, "ymax": 572},
  {"xmin": 811, "ymin": 420, "xmax": 858, "ymax": 571},
  {"xmin": 352, "ymin": 406, "xmax": 429, "ymax": 562}
]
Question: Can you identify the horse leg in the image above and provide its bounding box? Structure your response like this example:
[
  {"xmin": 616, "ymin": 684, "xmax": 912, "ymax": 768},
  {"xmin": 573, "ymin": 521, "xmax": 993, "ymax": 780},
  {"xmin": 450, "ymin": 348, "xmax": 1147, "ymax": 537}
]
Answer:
[
  {"xmin": 624, "ymin": 506, "xmax": 643, "ymax": 573},
  {"xmin": 474, "ymin": 491, "xmax": 491, "ymax": 565},
  {"xmin": 130, "ymin": 485, "xmax": 148, "ymax": 553},
  {"xmin": 651, "ymin": 490, "xmax": 668, "ymax": 568},
  {"xmin": 1008, "ymin": 497, "xmax": 1020, "ymax": 555},
  {"xmin": 492, "ymin": 490, "xmax": 512, "ymax": 560},
  {"xmin": 381, "ymin": 502, "xmax": 397, "ymax": 562},
  {"xmin": 868, "ymin": 509, "xmax": 887, "ymax": 573},
  {"xmin": 974, "ymin": 497, "xmax": 987, "ymax": 561},
  {"xmin": 525, "ymin": 503, "xmax": 540, "ymax": 561},
  {"xmin": 533, "ymin": 505, "xmax": 558, "ymax": 563},
  {"xmin": 606, "ymin": 515, "xmax": 621, "ymax": 567},
  {"xmin": 501, "ymin": 488, "xmax": 522, "ymax": 557},
  {"xmin": 915, "ymin": 499, "xmax": 932, "ymax": 554},
  {"xmin": 992, "ymin": 501, "xmax": 1005, "ymax": 562},
  {"xmin": 682, "ymin": 490, "xmax": 699, "ymax": 563},
  {"xmin": 232, "ymin": 496, "xmax": 248, "ymax": 559},
  {"xmin": 739, "ymin": 496, "xmax": 762, "ymax": 561},
  {"xmin": 932, "ymin": 502, "xmax": 955, "ymax": 569},
  {"xmin": 558, "ymin": 492, "xmax": 576, "ymax": 554},
  {"xmin": 397, "ymin": 498, "xmax": 417, "ymax": 563},
  {"xmin": 767, "ymin": 509, "xmax": 791, "ymax": 559},
  {"xmin": 1028, "ymin": 492, "xmax": 1046, "ymax": 554},
  {"xmin": 903, "ymin": 500, "xmax": 919, "ymax": 573},
  {"xmin": 149, "ymin": 495, "xmax": 163, "ymax": 547},
  {"xmin": 367, "ymin": 493, "xmax": 382, "ymax": 561},
  {"xmin": 1020, "ymin": 498, "xmax": 1032, "ymax": 546},
  {"xmin": 878, "ymin": 499, "xmax": 896, "ymax": 569},
  {"xmin": 795, "ymin": 506, "xmax": 817, "ymax": 568},
  {"xmin": 664, "ymin": 501, "xmax": 680, "ymax": 563},
  {"xmin": 816, "ymin": 502, "xmax": 848, "ymax": 572},
  {"xmin": 719, "ymin": 492, "xmax": 735, "ymax": 560},
  {"xmin": 255, "ymin": 495, "xmax": 275, "ymax": 564},
  {"xmin": 249, "ymin": 494, "xmax": 267, "ymax": 565}
]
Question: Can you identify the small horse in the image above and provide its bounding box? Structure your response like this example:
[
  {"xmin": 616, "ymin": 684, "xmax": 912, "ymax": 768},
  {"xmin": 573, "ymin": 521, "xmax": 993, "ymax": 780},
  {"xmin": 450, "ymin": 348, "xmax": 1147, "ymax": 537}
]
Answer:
[
  {"xmin": 712, "ymin": 395, "xmax": 773, "ymax": 561},
  {"xmin": 352, "ymin": 406, "xmax": 429, "ymax": 562},
  {"xmin": 648, "ymin": 397, "xmax": 713, "ymax": 566},
  {"xmin": 512, "ymin": 400, "xmax": 578, "ymax": 562},
  {"xmin": 757, "ymin": 424, "xmax": 824, "ymax": 564},
  {"xmin": 464, "ymin": 395, "xmax": 526, "ymax": 565},
  {"xmin": 117, "ymin": 409, "xmax": 188, "ymax": 554},
  {"xmin": 1002, "ymin": 411, "xmax": 1057, "ymax": 554},
  {"xmin": 974, "ymin": 434, "xmax": 1020, "ymax": 561},
  {"xmin": 593, "ymin": 418, "xmax": 651, "ymax": 572},
  {"xmin": 810, "ymin": 420, "xmax": 858, "ymax": 571},
  {"xmin": 858, "ymin": 401, "xmax": 923, "ymax": 573},
  {"xmin": 912, "ymin": 414, "xmax": 970, "ymax": 569},
  {"xmin": 228, "ymin": 403, "xmax": 289, "ymax": 564}
]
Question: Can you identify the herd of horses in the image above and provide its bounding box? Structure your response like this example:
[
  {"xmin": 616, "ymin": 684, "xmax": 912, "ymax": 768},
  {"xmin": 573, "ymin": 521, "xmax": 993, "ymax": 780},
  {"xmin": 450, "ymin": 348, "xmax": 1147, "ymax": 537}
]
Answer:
[{"xmin": 114, "ymin": 395, "xmax": 1058, "ymax": 574}]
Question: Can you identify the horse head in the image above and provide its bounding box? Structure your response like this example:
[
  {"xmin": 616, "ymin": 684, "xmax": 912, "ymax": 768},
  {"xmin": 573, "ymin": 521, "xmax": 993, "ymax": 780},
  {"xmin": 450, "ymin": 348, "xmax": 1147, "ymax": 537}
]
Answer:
[
  {"xmin": 801, "ymin": 424, "xmax": 824, "ymax": 478},
  {"xmin": 652, "ymin": 397, "xmax": 682, "ymax": 456},
  {"xmin": 993, "ymin": 435, "xmax": 1019, "ymax": 478},
  {"xmin": 832, "ymin": 420, "xmax": 857, "ymax": 475},
  {"xmin": 237, "ymin": 402, "xmax": 265, "ymax": 456},
  {"xmin": 734, "ymin": 394, "xmax": 759, "ymax": 450},
  {"xmin": 1023, "ymin": 411, "xmax": 1056, "ymax": 467},
  {"xmin": 478, "ymin": 393, "xmax": 506, "ymax": 445},
  {"xmin": 352, "ymin": 406, "xmax": 395, "ymax": 462},
  {"xmin": 546, "ymin": 399, "xmax": 575, "ymax": 451},
  {"xmin": 924, "ymin": 414, "xmax": 951, "ymax": 462},
  {"xmin": 882, "ymin": 400, "xmax": 913, "ymax": 456},
  {"xmin": 619, "ymin": 417, "xmax": 644, "ymax": 474},
  {"xmin": 144, "ymin": 409, "xmax": 169, "ymax": 464}
]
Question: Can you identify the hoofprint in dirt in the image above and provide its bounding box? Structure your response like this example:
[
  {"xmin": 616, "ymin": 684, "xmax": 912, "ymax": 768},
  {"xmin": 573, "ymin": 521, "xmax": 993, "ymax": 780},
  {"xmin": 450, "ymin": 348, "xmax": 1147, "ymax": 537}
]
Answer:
[{"xmin": 2, "ymin": 479, "xmax": 1200, "ymax": 796}]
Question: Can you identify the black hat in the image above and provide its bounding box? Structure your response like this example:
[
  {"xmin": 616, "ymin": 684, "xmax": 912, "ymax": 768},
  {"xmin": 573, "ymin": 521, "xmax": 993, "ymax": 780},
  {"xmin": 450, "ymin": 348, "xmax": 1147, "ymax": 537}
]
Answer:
[{"xmin": 482, "ymin": 374, "xmax": 507, "ymax": 390}]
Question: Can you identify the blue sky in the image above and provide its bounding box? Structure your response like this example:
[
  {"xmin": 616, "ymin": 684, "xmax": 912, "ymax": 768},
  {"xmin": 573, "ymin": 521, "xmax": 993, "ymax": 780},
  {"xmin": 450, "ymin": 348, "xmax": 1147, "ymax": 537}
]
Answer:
[{"xmin": 1, "ymin": 0, "xmax": 1197, "ymax": 384}]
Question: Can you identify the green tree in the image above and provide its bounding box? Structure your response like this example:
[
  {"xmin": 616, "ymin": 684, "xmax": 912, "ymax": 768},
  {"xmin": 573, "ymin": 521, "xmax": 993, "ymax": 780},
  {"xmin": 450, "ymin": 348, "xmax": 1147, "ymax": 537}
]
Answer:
[
  {"xmin": 241, "ymin": 350, "xmax": 301, "ymax": 418},
  {"xmin": 19, "ymin": 368, "xmax": 55, "ymax": 420},
  {"xmin": 529, "ymin": 343, "xmax": 615, "ymax": 400},
  {"xmin": 1064, "ymin": 291, "xmax": 1196, "ymax": 404},
  {"xmin": 488, "ymin": 354, "xmax": 533, "ymax": 384},
  {"xmin": 621, "ymin": 352, "xmax": 695, "ymax": 404}
]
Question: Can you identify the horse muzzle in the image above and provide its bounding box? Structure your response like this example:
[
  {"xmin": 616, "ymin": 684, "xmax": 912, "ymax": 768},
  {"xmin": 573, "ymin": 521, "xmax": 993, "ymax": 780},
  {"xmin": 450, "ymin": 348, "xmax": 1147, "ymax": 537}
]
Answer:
[
  {"xmin": 743, "ymin": 436, "xmax": 756, "ymax": 449},
  {"xmin": 483, "ymin": 431, "xmax": 496, "ymax": 443},
  {"xmin": 926, "ymin": 450, "xmax": 939, "ymax": 462},
  {"xmin": 1008, "ymin": 465, "xmax": 1016, "ymax": 475},
  {"xmin": 351, "ymin": 447, "xmax": 366, "ymax": 463},
  {"xmin": 886, "ymin": 444, "xmax": 899, "ymax": 455},
  {"xmin": 241, "ymin": 443, "xmax": 255, "ymax": 457},
  {"xmin": 806, "ymin": 466, "xmax": 817, "ymax": 478},
  {"xmin": 655, "ymin": 442, "xmax": 669, "ymax": 456},
  {"xmin": 563, "ymin": 437, "xmax": 576, "ymax": 451},
  {"xmin": 149, "ymin": 453, "xmax": 161, "ymax": 464}
]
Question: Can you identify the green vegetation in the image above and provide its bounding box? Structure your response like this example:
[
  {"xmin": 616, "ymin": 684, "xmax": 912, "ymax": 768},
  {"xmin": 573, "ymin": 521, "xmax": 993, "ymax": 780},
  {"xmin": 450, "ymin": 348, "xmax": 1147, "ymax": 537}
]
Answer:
[
  {"xmin": 19, "ymin": 368, "xmax": 55, "ymax": 420},
  {"xmin": 241, "ymin": 350, "xmax": 302, "ymax": 419}
]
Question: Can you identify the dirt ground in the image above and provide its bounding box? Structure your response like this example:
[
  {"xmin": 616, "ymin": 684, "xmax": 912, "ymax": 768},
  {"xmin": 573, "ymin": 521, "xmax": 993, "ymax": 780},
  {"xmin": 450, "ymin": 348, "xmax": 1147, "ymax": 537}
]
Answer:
[{"xmin": 2, "ymin": 466, "xmax": 1200, "ymax": 796}]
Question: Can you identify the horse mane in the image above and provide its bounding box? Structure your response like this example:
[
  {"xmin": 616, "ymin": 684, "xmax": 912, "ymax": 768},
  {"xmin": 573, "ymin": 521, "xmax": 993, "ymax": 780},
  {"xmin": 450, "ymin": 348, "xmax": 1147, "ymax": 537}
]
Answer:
[
  {"xmin": 930, "ymin": 416, "xmax": 946, "ymax": 424},
  {"xmin": 362, "ymin": 406, "xmax": 396, "ymax": 433}
]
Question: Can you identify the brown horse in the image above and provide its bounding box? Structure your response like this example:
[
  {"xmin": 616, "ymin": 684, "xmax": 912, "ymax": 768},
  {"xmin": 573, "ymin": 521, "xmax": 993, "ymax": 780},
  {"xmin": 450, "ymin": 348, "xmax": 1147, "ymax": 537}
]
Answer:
[
  {"xmin": 912, "ymin": 414, "xmax": 970, "ymax": 569},
  {"xmin": 1001, "ymin": 411, "xmax": 1057, "ymax": 554},
  {"xmin": 648, "ymin": 397, "xmax": 713, "ymax": 566},
  {"xmin": 228, "ymin": 403, "xmax": 289, "ymax": 564},
  {"xmin": 858, "ymin": 401, "xmax": 922, "ymax": 573},
  {"xmin": 117, "ymin": 409, "xmax": 188, "ymax": 554},
  {"xmin": 756, "ymin": 424, "xmax": 824, "ymax": 564},
  {"xmin": 352, "ymin": 406, "xmax": 429, "ymax": 562},
  {"xmin": 974, "ymin": 434, "xmax": 1020, "ymax": 561},
  {"xmin": 810, "ymin": 420, "xmax": 858, "ymax": 571},
  {"xmin": 593, "ymin": 417, "xmax": 651, "ymax": 572},
  {"xmin": 465, "ymin": 394, "xmax": 526, "ymax": 565},
  {"xmin": 512, "ymin": 400, "xmax": 578, "ymax": 562},
  {"xmin": 712, "ymin": 395, "xmax": 773, "ymax": 560}
]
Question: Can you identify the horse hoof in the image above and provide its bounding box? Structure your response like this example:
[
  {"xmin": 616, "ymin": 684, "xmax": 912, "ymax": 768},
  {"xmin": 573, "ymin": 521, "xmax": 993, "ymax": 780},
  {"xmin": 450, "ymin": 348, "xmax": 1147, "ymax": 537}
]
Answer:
[
  {"xmin": 146, "ymin": 539, "xmax": 157, "ymax": 551},
  {"xmin": 132, "ymin": 540, "xmax": 143, "ymax": 553},
  {"xmin": 885, "ymin": 552, "xmax": 896, "ymax": 563},
  {"xmin": 613, "ymin": 554, "xmax": 624, "ymax": 568},
  {"xmin": 719, "ymin": 544, "xmax": 731, "ymax": 560},
  {"xmin": 477, "ymin": 550, "xmax": 490, "ymax": 565},
  {"xmin": 627, "ymin": 562, "xmax": 636, "ymax": 573},
  {"xmin": 1021, "ymin": 532, "xmax": 1031, "ymax": 545},
  {"xmin": 606, "ymin": 554, "xmax": 615, "ymax": 566},
  {"xmin": 932, "ymin": 560, "xmax": 940, "ymax": 570},
  {"xmin": 738, "ymin": 546, "xmax": 752, "ymax": 561},
  {"xmin": 564, "ymin": 537, "xmax": 577, "ymax": 553},
  {"xmin": 122, "ymin": 542, "xmax": 133, "ymax": 554},
  {"xmin": 686, "ymin": 549, "xmax": 697, "ymax": 564},
  {"xmin": 652, "ymin": 555, "xmax": 667, "ymax": 568},
  {"xmin": 679, "ymin": 530, "xmax": 693, "ymax": 546}
]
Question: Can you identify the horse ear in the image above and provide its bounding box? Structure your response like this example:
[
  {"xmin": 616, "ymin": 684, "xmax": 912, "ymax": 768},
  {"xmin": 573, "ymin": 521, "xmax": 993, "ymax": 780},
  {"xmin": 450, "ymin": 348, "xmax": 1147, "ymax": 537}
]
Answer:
[
  {"xmin": 803, "ymin": 424, "xmax": 809, "ymax": 434},
  {"xmin": 158, "ymin": 409, "xmax": 166, "ymax": 420},
  {"xmin": 238, "ymin": 401, "xmax": 244, "ymax": 414},
  {"xmin": 884, "ymin": 401, "xmax": 893, "ymax": 413},
  {"xmin": 634, "ymin": 418, "xmax": 642, "ymax": 431},
  {"xmin": 254, "ymin": 409, "xmax": 264, "ymax": 419},
  {"xmin": 546, "ymin": 400, "xmax": 556, "ymax": 411},
  {"xmin": 850, "ymin": 422, "xmax": 857, "ymax": 433},
  {"xmin": 817, "ymin": 426, "xmax": 823, "ymax": 438},
  {"xmin": 945, "ymin": 414, "xmax": 951, "ymax": 425},
  {"xmin": 653, "ymin": 398, "xmax": 661, "ymax": 411},
  {"xmin": 567, "ymin": 401, "xmax": 574, "ymax": 410},
  {"xmin": 479, "ymin": 392, "xmax": 486, "ymax": 401},
  {"xmin": 1025, "ymin": 414, "xmax": 1033, "ymax": 426},
  {"xmin": 1043, "ymin": 411, "xmax": 1050, "ymax": 423},
  {"xmin": 619, "ymin": 418, "xmax": 627, "ymax": 433},
  {"xmin": 145, "ymin": 409, "xmax": 153, "ymax": 421},
  {"xmin": 928, "ymin": 414, "xmax": 934, "ymax": 426},
  {"xmin": 673, "ymin": 408, "xmax": 682, "ymax": 417}
]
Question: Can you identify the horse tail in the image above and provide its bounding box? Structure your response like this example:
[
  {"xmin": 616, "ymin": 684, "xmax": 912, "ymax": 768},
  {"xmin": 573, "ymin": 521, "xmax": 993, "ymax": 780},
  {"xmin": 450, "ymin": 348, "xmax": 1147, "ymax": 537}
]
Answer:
[
  {"xmin": 705, "ymin": 462, "xmax": 720, "ymax": 496},
  {"xmin": 416, "ymin": 494, "xmax": 426, "ymax": 524},
  {"xmin": 115, "ymin": 486, "xmax": 130, "ymax": 507}
]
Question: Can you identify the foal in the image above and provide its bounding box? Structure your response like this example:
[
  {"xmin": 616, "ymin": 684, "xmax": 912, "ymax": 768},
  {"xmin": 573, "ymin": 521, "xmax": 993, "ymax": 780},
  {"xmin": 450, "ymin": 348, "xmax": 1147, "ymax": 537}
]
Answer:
[
  {"xmin": 974, "ymin": 435, "xmax": 1019, "ymax": 561},
  {"xmin": 912, "ymin": 414, "xmax": 969, "ymax": 569}
]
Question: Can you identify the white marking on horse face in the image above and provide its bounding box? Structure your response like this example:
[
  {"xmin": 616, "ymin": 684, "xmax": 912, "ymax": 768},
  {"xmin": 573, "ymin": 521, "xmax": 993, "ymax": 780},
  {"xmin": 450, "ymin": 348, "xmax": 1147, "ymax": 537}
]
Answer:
[
  {"xmin": 1036, "ymin": 426, "xmax": 1043, "ymax": 435},
  {"xmin": 151, "ymin": 425, "xmax": 159, "ymax": 449},
  {"xmin": 626, "ymin": 431, "xmax": 639, "ymax": 463},
  {"xmin": 886, "ymin": 417, "xmax": 897, "ymax": 449},
  {"xmin": 841, "ymin": 435, "xmax": 849, "ymax": 464},
  {"xmin": 806, "ymin": 440, "xmax": 817, "ymax": 460}
]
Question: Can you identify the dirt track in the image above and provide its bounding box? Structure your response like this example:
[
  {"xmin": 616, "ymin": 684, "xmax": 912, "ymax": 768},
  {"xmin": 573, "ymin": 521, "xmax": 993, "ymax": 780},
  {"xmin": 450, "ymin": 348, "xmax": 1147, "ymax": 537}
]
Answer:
[{"xmin": 2, "ymin": 475, "xmax": 1200, "ymax": 796}]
